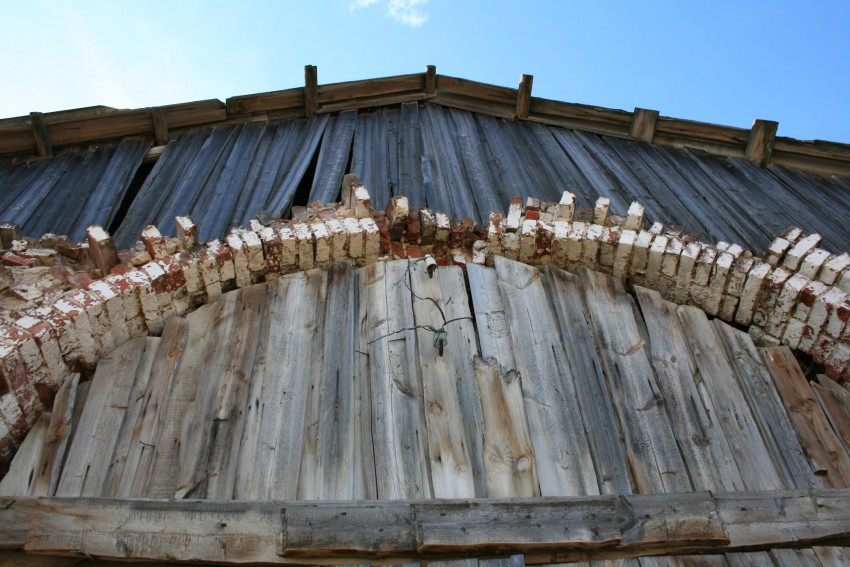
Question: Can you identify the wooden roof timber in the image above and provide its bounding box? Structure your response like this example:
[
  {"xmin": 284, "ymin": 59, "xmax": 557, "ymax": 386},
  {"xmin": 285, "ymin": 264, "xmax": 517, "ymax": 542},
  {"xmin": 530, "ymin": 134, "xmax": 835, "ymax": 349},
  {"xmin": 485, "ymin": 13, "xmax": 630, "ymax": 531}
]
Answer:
[{"xmin": 1, "ymin": 65, "xmax": 849, "ymax": 177}]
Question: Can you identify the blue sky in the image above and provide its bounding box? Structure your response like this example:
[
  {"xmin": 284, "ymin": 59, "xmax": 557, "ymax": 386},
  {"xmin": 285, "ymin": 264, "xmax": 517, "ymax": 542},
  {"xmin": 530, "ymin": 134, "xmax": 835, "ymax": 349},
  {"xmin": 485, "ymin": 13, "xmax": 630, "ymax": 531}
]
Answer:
[{"xmin": 2, "ymin": 0, "xmax": 849, "ymax": 143}]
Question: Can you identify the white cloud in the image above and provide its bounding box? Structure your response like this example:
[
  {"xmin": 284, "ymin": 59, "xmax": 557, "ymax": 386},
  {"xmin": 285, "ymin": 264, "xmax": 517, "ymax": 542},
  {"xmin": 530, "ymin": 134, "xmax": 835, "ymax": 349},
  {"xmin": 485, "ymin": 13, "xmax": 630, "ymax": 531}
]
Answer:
[{"xmin": 350, "ymin": 0, "xmax": 429, "ymax": 27}]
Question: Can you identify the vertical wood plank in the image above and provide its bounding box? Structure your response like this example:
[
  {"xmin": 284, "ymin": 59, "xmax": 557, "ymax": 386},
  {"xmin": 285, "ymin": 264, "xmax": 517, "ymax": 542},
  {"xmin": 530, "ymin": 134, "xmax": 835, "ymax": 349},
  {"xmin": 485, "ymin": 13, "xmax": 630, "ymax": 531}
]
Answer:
[
  {"xmin": 305, "ymin": 65, "xmax": 319, "ymax": 117},
  {"xmin": 634, "ymin": 286, "xmax": 745, "ymax": 492},
  {"xmin": 812, "ymin": 382, "xmax": 850, "ymax": 455},
  {"xmin": 545, "ymin": 266, "xmax": 633, "ymax": 495},
  {"xmin": 34, "ymin": 373, "xmax": 80, "ymax": 496},
  {"xmin": 677, "ymin": 307, "xmax": 785, "ymax": 491},
  {"xmin": 630, "ymin": 108, "xmax": 659, "ymax": 143},
  {"xmin": 761, "ymin": 346, "xmax": 850, "ymax": 488},
  {"xmin": 0, "ymin": 413, "xmax": 50, "ymax": 496},
  {"xmin": 409, "ymin": 261, "xmax": 482, "ymax": 498},
  {"xmin": 56, "ymin": 337, "xmax": 149, "ymax": 497},
  {"xmin": 745, "ymin": 119, "xmax": 778, "ymax": 167},
  {"xmin": 361, "ymin": 260, "xmax": 432, "ymax": 500},
  {"xmin": 713, "ymin": 321, "xmax": 818, "ymax": 490},
  {"xmin": 30, "ymin": 112, "xmax": 51, "ymax": 157},
  {"xmin": 496, "ymin": 257, "xmax": 598, "ymax": 496},
  {"xmin": 117, "ymin": 317, "xmax": 189, "ymax": 497},
  {"xmin": 145, "ymin": 303, "xmax": 216, "ymax": 498},
  {"xmin": 467, "ymin": 264, "xmax": 515, "ymax": 367},
  {"xmin": 578, "ymin": 266, "xmax": 691, "ymax": 494},
  {"xmin": 425, "ymin": 65, "xmax": 437, "ymax": 95},
  {"xmin": 151, "ymin": 107, "xmax": 169, "ymax": 145},
  {"xmin": 516, "ymin": 74, "xmax": 533, "ymax": 119}
]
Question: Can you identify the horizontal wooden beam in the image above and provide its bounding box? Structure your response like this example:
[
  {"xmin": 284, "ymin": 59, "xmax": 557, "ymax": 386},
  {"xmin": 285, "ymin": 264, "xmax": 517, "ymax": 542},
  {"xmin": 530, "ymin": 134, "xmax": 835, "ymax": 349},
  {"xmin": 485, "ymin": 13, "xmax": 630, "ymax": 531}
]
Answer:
[{"xmin": 4, "ymin": 489, "xmax": 850, "ymax": 564}]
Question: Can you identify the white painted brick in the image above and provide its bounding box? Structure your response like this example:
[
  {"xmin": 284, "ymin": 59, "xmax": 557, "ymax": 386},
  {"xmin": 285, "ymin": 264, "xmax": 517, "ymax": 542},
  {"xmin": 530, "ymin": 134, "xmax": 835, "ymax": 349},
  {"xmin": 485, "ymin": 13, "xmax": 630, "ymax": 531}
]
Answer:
[
  {"xmin": 241, "ymin": 231, "xmax": 265, "ymax": 273},
  {"xmin": 692, "ymin": 247, "xmax": 717, "ymax": 287},
  {"xmin": 343, "ymin": 218, "xmax": 364, "ymax": 258},
  {"xmin": 624, "ymin": 202, "xmax": 645, "ymax": 231},
  {"xmin": 613, "ymin": 229, "xmax": 637, "ymax": 279},
  {"xmin": 598, "ymin": 226, "xmax": 620, "ymax": 270},
  {"xmin": 581, "ymin": 224, "xmax": 603, "ymax": 268},
  {"xmin": 179, "ymin": 253, "xmax": 202, "ymax": 295},
  {"xmin": 839, "ymin": 269, "xmax": 850, "ymax": 294},
  {"xmin": 674, "ymin": 242, "xmax": 701, "ymax": 304},
  {"xmin": 278, "ymin": 226, "xmax": 297, "ymax": 268},
  {"xmin": 781, "ymin": 318, "xmax": 807, "ymax": 350},
  {"xmin": 766, "ymin": 272, "xmax": 808, "ymax": 337},
  {"xmin": 798, "ymin": 248, "xmax": 830, "ymax": 279},
  {"xmin": 593, "ymin": 196, "xmax": 610, "ymax": 226},
  {"xmin": 819, "ymin": 252, "xmax": 850, "ymax": 286},
  {"xmin": 519, "ymin": 219, "xmax": 537, "ymax": 263},
  {"xmin": 565, "ymin": 222, "xmax": 588, "ymax": 266},
  {"xmin": 88, "ymin": 280, "xmax": 130, "ymax": 346},
  {"xmin": 719, "ymin": 294, "xmax": 739, "ymax": 322},
  {"xmin": 726, "ymin": 256, "xmax": 754, "ymax": 298},
  {"xmin": 435, "ymin": 212, "xmax": 451, "ymax": 242},
  {"xmin": 630, "ymin": 230, "xmax": 653, "ymax": 278},
  {"xmin": 807, "ymin": 287, "xmax": 847, "ymax": 337},
  {"xmin": 125, "ymin": 270, "xmax": 163, "ymax": 335},
  {"xmin": 501, "ymin": 232, "xmax": 520, "ymax": 261},
  {"xmin": 70, "ymin": 289, "xmax": 112, "ymax": 355},
  {"xmin": 293, "ymin": 223, "xmax": 314, "ymax": 270},
  {"xmin": 15, "ymin": 316, "xmax": 66, "ymax": 387},
  {"xmin": 141, "ymin": 225, "xmax": 168, "ymax": 260},
  {"xmin": 53, "ymin": 298, "xmax": 97, "ymax": 365},
  {"xmin": 661, "ymin": 237, "xmax": 683, "ymax": 279},
  {"xmin": 226, "ymin": 234, "xmax": 251, "ymax": 288},
  {"xmin": 763, "ymin": 237, "xmax": 791, "ymax": 266},
  {"xmin": 704, "ymin": 252, "xmax": 734, "ymax": 317},
  {"xmin": 825, "ymin": 299, "xmax": 850, "ymax": 338},
  {"xmin": 781, "ymin": 226, "xmax": 804, "ymax": 242},
  {"xmin": 175, "ymin": 216, "xmax": 198, "ymax": 249},
  {"xmin": 324, "ymin": 218, "xmax": 348, "ymax": 262},
  {"xmin": 782, "ymin": 233, "xmax": 821, "ymax": 271},
  {"xmin": 360, "ymin": 218, "xmax": 380, "ymax": 259},
  {"xmin": 735, "ymin": 261, "xmax": 771, "ymax": 325},
  {"xmin": 649, "ymin": 221, "xmax": 664, "ymax": 235},
  {"xmin": 726, "ymin": 243, "xmax": 744, "ymax": 259},
  {"xmin": 794, "ymin": 280, "xmax": 828, "ymax": 321},
  {"xmin": 826, "ymin": 343, "xmax": 850, "ymax": 379},
  {"xmin": 505, "ymin": 199, "xmax": 523, "ymax": 232},
  {"xmin": 556, "ymin": 191, "xmax": 576, "ymax": 221},
  {"xmin": 645, "ymin": 235, "xmax": 668, "ymax": 288}
]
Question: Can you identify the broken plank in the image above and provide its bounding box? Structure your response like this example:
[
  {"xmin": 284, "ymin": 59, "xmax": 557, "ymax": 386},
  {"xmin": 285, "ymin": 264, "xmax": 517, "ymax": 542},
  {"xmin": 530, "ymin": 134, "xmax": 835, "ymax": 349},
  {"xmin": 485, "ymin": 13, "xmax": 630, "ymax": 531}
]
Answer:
[
  {"xmin": 761, "ymin": 346, "xmax": 850, "ymax": 488},
  {"xmin": 0, "ymin": 497, "xmax": 36, "ymax": 549},
  {"xmin": 0, "ymin": 413, "xmax": 50, "ymax": 496},
  {"xmin": 496, "ymin": 257, "xmax": 598, "ymax": 496},
  {"xmin": 34, "ymin": 373, "xmax": 80, "ymax": 496},
  {"xmin": 578, "ymin": 267, "xmax": 690, "ymax": 494},
  {"xmin": 55, "ymin": 337, "xmax": 149, "ymax": 497},
  {"xmin": 545, "ymin": 267, "xmax": 632, "ymax": 495},
  {"xmin": 117, "ymin": 317, "xmax": 189, "ymax": 497},
  {"xmin": 467, "ymin": 264, "xmax": 515, "ymax": 368}
]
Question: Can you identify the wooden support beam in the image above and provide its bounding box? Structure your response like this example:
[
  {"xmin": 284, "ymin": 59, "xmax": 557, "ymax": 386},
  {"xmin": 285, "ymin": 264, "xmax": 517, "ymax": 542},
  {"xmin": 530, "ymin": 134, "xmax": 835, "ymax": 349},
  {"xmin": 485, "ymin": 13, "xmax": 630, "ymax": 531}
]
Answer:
[
  {"xmin": 151, "ymin": 107, "xmax": 169, "ymax": 145},
  {"xmin": 516, "ymin": 74, "xmax": 533, "ymax": 119},
  {"xmin": 425, "ymin": 65, "xmax": 437, "ymax": 95},
  {"xmin": 29, "ymin": 112, "xmax": 51, "ymax": 157},
  {"xmin": 746, "ymin": 119, "xmax": 778, "ymax": 167},
  {"xmin": 7, "ymin": 489, "xmax": 850, "ymax": 564},
  {"xmin": 304, "ymin": 65, "xmax": 319, "ymax": 117},
  {"xmin": 630, "ymin": 107, "xmax": 659, "ymax": 143}
]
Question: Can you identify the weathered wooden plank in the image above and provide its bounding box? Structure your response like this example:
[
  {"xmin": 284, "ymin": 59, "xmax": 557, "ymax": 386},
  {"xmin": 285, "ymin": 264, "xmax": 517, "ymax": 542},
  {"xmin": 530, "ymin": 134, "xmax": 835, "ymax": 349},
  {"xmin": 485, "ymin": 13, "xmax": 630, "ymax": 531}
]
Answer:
[
  {"xmin": 760, "ymin": 346, "xmax": 850, "ymax": 488},
  {"xmin": 398, "ymin": 102, "xmax": 426, "ymax": 208},
  {"xmin": 812, "ymin": 546, "xmax": 850, "ymax": 566},
  {"xmin": 745, "ymin": 119, "xmax": 778, "ymax": 167},
  {"xmin": 309, "ymin": 111, "xmax": 357, "ymax": 203},
  {"xmin": 317, "ymin": 92, "xmax": 434, "ymax": 115},
  {"xmin": 248, "ymin": 271, "xmax": 326, "ymax": 501},
  {"xmin": 409, "ymin": 261, "xmax": 483, "ymax": 497},
  {"xmin": 577, "ymin": 267, "xmax": 690, "ymax": 494},
  {"xmin": 448, "ymin": 107, "xmax": 503, "ymax": 218},
  {"xmin": 318, "ymin": 73, "xmax": 425, "ymax": 105},
  {"xmin": 813, "ymin": 382, "xmax": 850, "ymax": 455},
  {"xmin": 432, "ymin": 93, "xmax": 516, "ymax": 120},
  {"xmin": 545, "ymin": 267, "xmax": 632, "ymax": 495},
  {"xmin": 145, "ymin": 304, "xmax": 215, "ymax": 498},
  {"xmin": 0, "ymin": 413, "xmax": 50, "ymax": 496},
  {"xmin": 496, "ymin": 257, "xmax": 598, "ymax": 496},
  {"xmin": 115, "ymin": 317, "xmax": 189, "ymax": 497},
  {"xmin": 435, "ymin": 75, "xmax": 517, "ymax": 106},
  {"xmin": 474, "ymin": 356, "xmax": 537, "ymax": 498},
  {"xmin": 676, "ymin": 307, "xmax": 785, "ymax": 491},
  {"xmin": 633, "ymin": 286, "xmax": 745, "ymax": 493},
  {"xmin": 516, "ymin": 75, "xmax": 533, "ymax": 119},
  {"xmin": 712, "ymin": 322, "xmax": 818, "ymax": 489},
  {"xmin": 30, "ymin": 112, "xmax": 51, "ymax": 157},
  {"xmin": 226, "ymin": 87, "xmax": 304, "ymax": 115},
  {"xmin": 305, "ymin": 65, "xmax": 319, "ymax": 117},
  {"xmin": 360, "ymin": 260, "xmax": 432, "ymax": 500},
  {"xmin": 300, "ymin": 262, "xmax": 374, "ymax": 500},
  {"xmin": 467, "ymin": 264, "xmax": 515, "ymax": 367},
  {"xmin": 33, "ymin": 373, "xmax": 80, "ymax": 497},
  {"xmin": 101, "ymin": 337, "xmax": 160, "ymax": 497},
  {"xmin": 0, "ymin": 497, "xmax": 36, "ymax": 549},
  {"xmin": 56, "ymin": 337, "xmax": 149, "ymax": 497}
]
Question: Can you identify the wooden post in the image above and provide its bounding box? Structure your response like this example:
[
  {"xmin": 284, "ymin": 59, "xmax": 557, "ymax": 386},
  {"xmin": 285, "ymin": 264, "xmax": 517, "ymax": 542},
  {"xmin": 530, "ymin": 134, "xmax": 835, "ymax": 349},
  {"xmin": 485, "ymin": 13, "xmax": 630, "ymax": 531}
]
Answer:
[
  {"xmin": 516, "ymin": 74, "xmax": 533, "ymax": 119},
  {"xmin": 30, "ymin": 112, "xmax": 51, "ymax": 157},
  {"xmin": 425, "ymin": 65, "xmax": 436, "ymax": 95},
  {"xmin": 746, "ymin": 119, "xmax": 778, "ymax": 167},
  {"xmin": 630, "ymin": 108, "xmax": 659, "ymax": 143},
  {"xmin": 304, "ymin": 65, "xmax": 318, "ymax": 117},
  {"xmin": 151, "ymin": 107, "xmax": 169, "ymax": 146}
]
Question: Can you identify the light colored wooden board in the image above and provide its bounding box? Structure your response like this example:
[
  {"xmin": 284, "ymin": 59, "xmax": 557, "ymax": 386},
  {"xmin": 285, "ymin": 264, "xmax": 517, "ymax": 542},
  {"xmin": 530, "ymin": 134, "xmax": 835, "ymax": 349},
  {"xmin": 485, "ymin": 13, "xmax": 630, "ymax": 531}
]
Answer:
[
  {"xmin": 813, "ymin": 380, "xmax": 850, "ymax": 455},
  {"xmin": 474, "ymin": 356, "xmax": 537, "ymax": 498},
  {"xmin": 761, "ymin": 346, "xmax": 850, "ymax": 488},
  {"xmin": 55, "ymin": 337, "xmax": 148, "ymax": 497},
  {"xmin": 723, "ymin": 552, "xmax": 774, "ymax": 567},
  {"xmin": 0, "ymin": 413, "xmax": 50, "ymax": 496},
  {"xmin": 495, "ymin": 258, "xmax": 598, "ymax": 496},
  {"xmin": 145, "ymin": 303, "xmax": 215, "ymax": 498},
  {"xmin": 634, "ymin": 286, "xmax": 744, "ymax": 492},
  {"xmin": 677, "ymin": 307, "xmax": 785, "ymax": 491},
  {"xmin": 34, "ymin": 373, "xmax": 80, "ymax": 496},
  {"xmin": 409, "ymin": 261, "xmax": 481, "ymax": 498},
  {"xmin": 713, "ymin": 321, "xmax": 818, "ymax": 490},
  {"xmin": 101, "ymin": 337, "xmax": 160, "ymax": 497},
  {"xmin": 577, "ymin": 267, "xmax": 690, "ymax": 494},
  {"xmin": 545, "ymin": 267, "xmax": 632, "ymax": 495},
  {"xmin": 360, "ymin": 260, "xmax": 432, "ymax": 500},
  {"xmin": 116, "ymin": 317, "xmax": 188, "ymax": 497},
  {"xmin": 467, "ymin": 264, "xmax": 516, "ymax": 378},
  {"xmin": 813, "ymin": 546, "xmax": 850, "ymax": 567}
]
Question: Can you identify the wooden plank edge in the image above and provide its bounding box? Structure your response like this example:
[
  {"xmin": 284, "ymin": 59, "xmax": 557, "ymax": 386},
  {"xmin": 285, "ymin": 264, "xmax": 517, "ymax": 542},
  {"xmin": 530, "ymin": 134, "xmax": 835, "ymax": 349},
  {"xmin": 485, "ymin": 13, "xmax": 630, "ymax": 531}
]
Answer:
[
  {"xmin": 316, "ymin": 93, "xmax": 435, "ymax": 115},
  {"xmin": 3, "ymin": 490, "xmax": 848, "ymax": 563}
]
